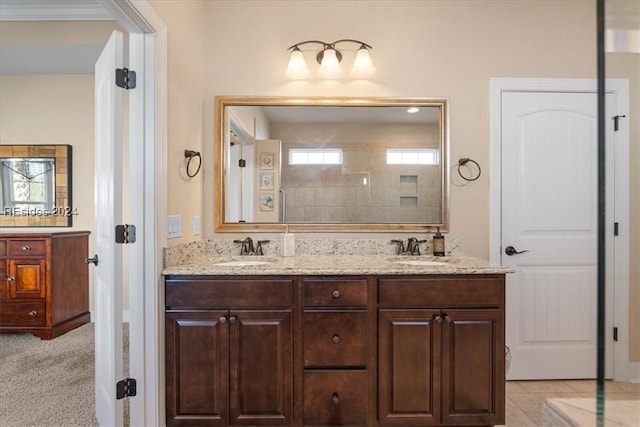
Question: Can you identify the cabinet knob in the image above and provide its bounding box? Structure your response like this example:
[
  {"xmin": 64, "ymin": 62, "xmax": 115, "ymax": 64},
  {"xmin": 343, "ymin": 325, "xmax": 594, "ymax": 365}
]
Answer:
[
  {"xmin": 332, "ymin": 335, "xmax": 340, "ymax": 344},
  {"xmin": 28, "ymin": 310, "xmax": 37, "ymax": 317},
  {"xmin": 7, "ymin": 276, "xmax": 15, "ymax": 282},
  {"xmin": 434, "ymin": 314, "xmax": 442, "ymax": 323},
  {"xmin": 443, "ymin": 314, "xmax": 452, "ymax": 323},
  {"xmin": 219, "ymin": 316, "xmax": 227, "ymax": 324},
  {"xmin": 22, "ymin": 245, "xmax": 30, "ymax": 251},
  {"xmin": 331, "ymin": 393, "xmax": 340, "ymax": 405},
  {"xmin": 331, "ymin": 289, "xmax": 340, "ymax": 298},
  {"xmin": 229, "ymin": 316, "xmax": 237, "ymax": 324}
]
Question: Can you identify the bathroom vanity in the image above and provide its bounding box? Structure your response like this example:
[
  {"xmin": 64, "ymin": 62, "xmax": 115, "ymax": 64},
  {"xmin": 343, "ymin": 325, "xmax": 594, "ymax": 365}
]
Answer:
[{"xmin": 164, "ymin": 253, "xmax": 509, "ymax": 426}]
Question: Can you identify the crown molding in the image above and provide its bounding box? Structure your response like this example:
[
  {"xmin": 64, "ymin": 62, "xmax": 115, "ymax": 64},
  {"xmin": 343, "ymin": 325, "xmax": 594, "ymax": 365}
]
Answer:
[{"xmin": 0, "ymin": 0, "xmax": 113, "ymax": 21}]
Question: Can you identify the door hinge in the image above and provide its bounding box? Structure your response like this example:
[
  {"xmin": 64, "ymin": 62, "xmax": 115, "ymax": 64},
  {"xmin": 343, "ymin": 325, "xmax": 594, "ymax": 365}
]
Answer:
[
  {"xmin": 116, "ymin": 377, "xmax": 137, "ymax": 399},
  {"xmin": 116, "ymin": 68, "xmax": 136, "ymax": 90},
  {"xmin": 238, "ymin": 159, "xmax": 246, "ymax": 167},
  {"xmin": 614, "ymin": 222, "xmax": 619, "ymax": 236},
  {"xmin": 613, "ymin": 327, "xmax": 618, "ymax": 342},
  {"xmin": 115, "ymin": 224, "xmax": 136, "ymax": 244},
  {"xmin": 612, "ymin": 114, "xmax": 626, "ymax": 131}
]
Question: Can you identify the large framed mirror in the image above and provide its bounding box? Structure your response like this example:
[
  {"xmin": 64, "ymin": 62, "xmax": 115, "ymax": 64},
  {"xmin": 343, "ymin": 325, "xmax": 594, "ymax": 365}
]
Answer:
[
  {"xmin": 215, "ymin": 96, "xmax": 449, "ymax": 232},
  {"xmin": 0, "ymin": 145, "xmax": 73, "ymax": 227}
]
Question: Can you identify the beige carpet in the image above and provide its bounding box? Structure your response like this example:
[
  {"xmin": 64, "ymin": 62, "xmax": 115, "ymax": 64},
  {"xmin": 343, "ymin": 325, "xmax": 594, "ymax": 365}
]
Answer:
[{"xmin": 0, "ymin": 323, "xmax": 129, "ymax": 427}]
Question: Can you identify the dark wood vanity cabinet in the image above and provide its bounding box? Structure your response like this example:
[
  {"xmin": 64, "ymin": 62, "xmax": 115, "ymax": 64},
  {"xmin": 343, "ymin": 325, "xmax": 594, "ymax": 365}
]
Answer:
[
  {"xmin": 165, "ymin": 273, "xmax": 505, "ymax": 427},
  {"xmin": 378, "ymin": 276, "xmax": 505, "ymax": 426},
  {"xmin": 165, "ymin": 277, "xmax": 294, "ymax": 426},
  {"xmin": 0, "ymin": 232, "xmax": 90, "ymax": 339}
]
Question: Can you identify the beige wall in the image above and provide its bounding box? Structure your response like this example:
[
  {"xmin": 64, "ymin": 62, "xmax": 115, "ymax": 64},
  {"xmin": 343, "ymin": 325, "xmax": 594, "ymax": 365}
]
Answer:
[
  {"xmin": 148, "ymin": 0, "xmax": 206, "ymax": 246},
  {"xmin": 0, "ymin": 74, "xmax": 97, "ymax": 306}
]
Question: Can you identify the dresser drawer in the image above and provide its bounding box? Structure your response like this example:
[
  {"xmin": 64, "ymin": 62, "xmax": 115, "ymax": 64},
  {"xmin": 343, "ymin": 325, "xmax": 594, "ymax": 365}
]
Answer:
[
  {"xmin": 304, "ymin": 278, "xmax": 368, "ymax": 307},
  {"xmin": 7, "ymin": 240, "xmax": 47, "ymax": 257},
  {"xmin": 379, "ymin": 276, "xmax": 504, "ymax": 307},
  {"xmin": 304, "ymin": 310, "xmax": 367, "ymax": 367},
  {"xmin": 0, "ymin": 301, "xmax": 45, "ymax": 325},
  {"xmin": 303, "ymin": 370, "xmax": 368, "ymax": 426},
  {"xmin": 165, "ymin": 278, "xmax": 293, "ymax": 309}
]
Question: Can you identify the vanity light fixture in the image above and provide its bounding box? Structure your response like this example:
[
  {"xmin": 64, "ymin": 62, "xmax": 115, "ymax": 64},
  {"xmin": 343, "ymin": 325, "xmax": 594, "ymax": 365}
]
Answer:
[{"xmin": 285, "ymin": 39, "xmax": 375, "ymax": 79}]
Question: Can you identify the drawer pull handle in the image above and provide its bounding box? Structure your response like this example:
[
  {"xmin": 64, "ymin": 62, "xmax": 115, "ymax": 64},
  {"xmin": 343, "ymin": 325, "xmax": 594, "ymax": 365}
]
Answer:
[
  {"xmin": 229, "ymin": 316, "xmax": 237, "ymax": 324},
  {"xmin": 7, "ymin": 276, "xmax": 15, "ymax": 282},
  {"xmin": 331, "ymin": 289, "xmax": 340, "ymax": 298},
  {"xmin": 28, "ymin": 310, "xmax": 38, "ymax": 317},
  {"xmin": 332, "ymin": 335, "xmax": 340, "ymax": 344},
  {"xmin": 331, "ymin": 392, "xmax": 340, "ymax": 405},
  {"xmin": 22, "ymin": 245, "xmax": 31, "ymax": 251},
  {"xmin": 219, "ymin": 316, "xmax": 227, "ymax": 324}
]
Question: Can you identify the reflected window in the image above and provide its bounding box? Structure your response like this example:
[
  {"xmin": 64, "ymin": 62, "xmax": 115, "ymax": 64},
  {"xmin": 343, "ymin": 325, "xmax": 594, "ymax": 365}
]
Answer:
[
  {"xmin": 1, "ymin": 158, "xmax": 55, "ymax": 211},
  {"xmin": 386, "ymin": 148, "xmax": 439, "ymax": 165},
  {"xmin": 289, "ymin": 148, "xmax": 343, "ymax": 165}
]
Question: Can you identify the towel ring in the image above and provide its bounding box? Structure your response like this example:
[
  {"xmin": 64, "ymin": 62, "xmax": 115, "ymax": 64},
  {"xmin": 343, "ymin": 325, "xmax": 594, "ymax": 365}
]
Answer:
[
  {"xmin": 457, "ymin": 158, "xmax": 481, "ymax": 181},
  {"xmin": 185, "ymin": 150, "xmax": 202, "ymax": 178}
]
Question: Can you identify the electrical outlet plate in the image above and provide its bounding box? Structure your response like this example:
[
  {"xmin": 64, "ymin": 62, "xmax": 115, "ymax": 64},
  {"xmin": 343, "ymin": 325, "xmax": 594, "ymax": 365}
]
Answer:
[{"xmin": 193, "ymin": 215, "xmax": 200, "ymax": 236}]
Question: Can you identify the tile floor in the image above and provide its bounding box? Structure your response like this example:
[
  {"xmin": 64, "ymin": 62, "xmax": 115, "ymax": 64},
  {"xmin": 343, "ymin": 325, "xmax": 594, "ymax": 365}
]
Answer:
[{"xmin": 501, "ymin": 380, "xmax": 640, "ymax": 426}]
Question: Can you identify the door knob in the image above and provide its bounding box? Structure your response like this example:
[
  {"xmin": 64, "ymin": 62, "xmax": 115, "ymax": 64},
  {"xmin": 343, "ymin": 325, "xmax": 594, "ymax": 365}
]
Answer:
[
  {"xmin": 505, "ymin": 246, "xmax": 529, "ymax": 256},
  {"xmin": 85, "ymin": 254, "xmax": 99, "ymax": 266}
]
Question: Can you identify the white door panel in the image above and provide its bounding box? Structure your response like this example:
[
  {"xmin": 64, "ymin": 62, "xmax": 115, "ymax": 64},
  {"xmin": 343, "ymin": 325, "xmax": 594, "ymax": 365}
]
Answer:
[
  {"xmin": 94, "ymin": 30, "xmax": 124, "ymax": 426},
  {"xmin": 501, "ymin": 90, "xmax": 614, "ymax": 379}
]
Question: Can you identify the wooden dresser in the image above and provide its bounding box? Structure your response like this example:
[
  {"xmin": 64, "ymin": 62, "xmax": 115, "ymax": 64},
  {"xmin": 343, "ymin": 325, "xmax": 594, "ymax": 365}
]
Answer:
[{"xmin": 0, "ymin": 231, "xmax": 91, "ymax": 339}]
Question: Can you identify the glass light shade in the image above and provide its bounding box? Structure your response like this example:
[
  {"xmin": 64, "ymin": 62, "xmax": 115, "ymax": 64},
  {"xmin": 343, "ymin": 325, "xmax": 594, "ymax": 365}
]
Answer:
[
  {"xmin": 351, "ymin": 47, "xmax": 376, "ymax": 78},
  {"xmin": 318, "ymin": 48, "xmax": 343, "ymax": 78},
  {"xmin": 285, "ymin": 49, "xmax": 310, "ymax": 79}
]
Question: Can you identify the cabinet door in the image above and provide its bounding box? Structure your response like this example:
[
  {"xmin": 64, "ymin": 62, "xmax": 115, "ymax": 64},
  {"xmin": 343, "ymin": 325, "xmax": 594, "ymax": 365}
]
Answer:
[
  {"xmin": 441, "ymin": 309, "xmax": 505, "ymax": 426},
  {"xmin": 8, "ymin": 259, "xmax": 46, "ymax": 299},
  {"xmin": 378, "ymin": 309, "xmax": 441, "ymax": 425},
  {"xmin": 166, "ymin": 311, "xmax": 229, "ymax": 427},
  {"xmin": 229, "ymin": 310, "xmax": 292, "ymax": 426},
  {"xmin": 0, "ymin": 259, "xmax": 7, "ymax": 299}
]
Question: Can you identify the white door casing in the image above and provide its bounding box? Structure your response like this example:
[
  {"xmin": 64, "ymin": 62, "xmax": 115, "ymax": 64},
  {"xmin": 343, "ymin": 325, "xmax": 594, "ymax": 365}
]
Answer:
[
  {"xmin": 94, "ymin": 30, "xmax": 124, "ymax": 426},
  {"xmin": 490, "ymin": 78, "xmax": 630, "ymax": 381}
]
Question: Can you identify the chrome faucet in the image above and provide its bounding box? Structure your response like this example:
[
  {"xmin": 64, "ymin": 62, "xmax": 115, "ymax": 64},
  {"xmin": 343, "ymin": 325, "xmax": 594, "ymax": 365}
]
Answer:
[{"xmin": 233, "ymin": 237, "xmax": 270, "ymax": 255}]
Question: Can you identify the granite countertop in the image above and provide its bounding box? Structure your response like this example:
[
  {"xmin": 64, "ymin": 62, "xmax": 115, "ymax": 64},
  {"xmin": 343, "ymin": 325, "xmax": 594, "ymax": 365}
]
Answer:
[{"xmin": 162, "ymin": 253, "xmax": 513, "ymax": 276}]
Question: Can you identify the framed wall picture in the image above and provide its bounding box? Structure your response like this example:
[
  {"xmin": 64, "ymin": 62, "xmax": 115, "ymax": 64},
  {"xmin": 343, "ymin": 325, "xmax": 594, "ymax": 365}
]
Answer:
[
  {"xmin": 259, "ymin": 193, "xmax": 274, "ymax": 211},
  {"xmin": 260, "ymin": 152, "xmax": 274, "ymax": 170},
  {"xmin": 260, "ymin": 172, "xmax": 274, "ymax": 190}
]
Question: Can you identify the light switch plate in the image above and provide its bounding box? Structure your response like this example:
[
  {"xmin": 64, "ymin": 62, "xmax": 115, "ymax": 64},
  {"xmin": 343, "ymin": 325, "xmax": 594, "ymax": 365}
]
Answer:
[
  {"xmin": 193, "ymin": 215, "xmax": 200, "ymax": 236},
  {"xmin": 167, "ymin": 215, "xmax": 182, "ymax": 239}
]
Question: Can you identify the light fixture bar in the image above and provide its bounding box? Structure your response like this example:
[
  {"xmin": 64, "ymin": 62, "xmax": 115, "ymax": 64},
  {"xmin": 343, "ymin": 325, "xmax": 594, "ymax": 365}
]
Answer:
[{"xmin": 285, "ymin": 39, "xmax": 375, "ymax": 79}]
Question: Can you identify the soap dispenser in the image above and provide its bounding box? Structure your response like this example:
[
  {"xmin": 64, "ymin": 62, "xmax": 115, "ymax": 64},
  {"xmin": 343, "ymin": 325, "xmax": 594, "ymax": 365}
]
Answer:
[{"xmin": 433, "ymin": 227, "xmax": 445, "ymax": 257}]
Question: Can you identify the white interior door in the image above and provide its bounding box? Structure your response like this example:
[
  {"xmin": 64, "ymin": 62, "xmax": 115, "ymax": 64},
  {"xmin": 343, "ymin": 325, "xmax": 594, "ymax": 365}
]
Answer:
[
  {"xmin": 501, "ymin": 90, "xmax": 615, "ymax": 380},
  {"xmin": 94, "ymin": 30, "xmax": 124, "ymax": 426}
]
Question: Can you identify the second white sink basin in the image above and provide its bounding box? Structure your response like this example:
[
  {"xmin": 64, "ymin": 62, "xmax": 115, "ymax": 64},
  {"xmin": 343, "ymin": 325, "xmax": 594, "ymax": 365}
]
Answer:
[
  {"xmin": 213, "ymin": 260, "xmax": 273, "ymax": 267},
  {"xmin": 393, "ymin": 260, "xmax": 448, "ymax": 266}
]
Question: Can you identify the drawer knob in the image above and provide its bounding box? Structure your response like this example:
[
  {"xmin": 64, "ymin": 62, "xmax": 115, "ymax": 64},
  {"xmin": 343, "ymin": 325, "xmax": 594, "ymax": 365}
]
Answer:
[
  {"xmin": 443, "ymin": 314, "xmax": 452, "ymax": 323},
  {"xmin": 7, "ymin": 276, "xmax": 15, "ymax": 282},
  {"xmin": 331, "ymin": 289, "xmax": 340, "ymax": 298},
  {"xmin": 219, "ymin": 316, "xmax": 227, "ymax": 324},
  {"xmin": 229, "ymin": 316, "xmax": 237, "ymax": 324},
  {"xmin": 28, "ymin": 310, "xmax": 37, "ymax": 317},
  {"xmin": 434, "ymin": 315, "xmax": 442, "ymax": 323},
  {"xmin": 22, "ymin": 245, "xmax": 31, "ymax": 251},
  {"xmin": 331, "ymin": 392, "xmax": 340, "ymax": 405},
  {"xmin": 332, "ymin": 335, "xmax": 340, "ymax": 344}
]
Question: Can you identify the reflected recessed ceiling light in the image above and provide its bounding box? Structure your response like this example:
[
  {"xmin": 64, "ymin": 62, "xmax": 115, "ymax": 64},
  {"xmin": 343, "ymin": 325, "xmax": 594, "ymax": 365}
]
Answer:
[{"xmin": 407, "ymin": 107, "xmax": 420, "ymax": 113}]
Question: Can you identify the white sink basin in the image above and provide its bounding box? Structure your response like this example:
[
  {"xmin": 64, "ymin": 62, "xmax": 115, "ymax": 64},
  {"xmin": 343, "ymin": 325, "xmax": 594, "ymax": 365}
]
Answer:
[
  {"xmin": 393, "ymin": 260, "xmax": 448, "ymax": 266},
  {"xmin": 213, "ymin": 260, "xmax": 273, "ymax": 267}
]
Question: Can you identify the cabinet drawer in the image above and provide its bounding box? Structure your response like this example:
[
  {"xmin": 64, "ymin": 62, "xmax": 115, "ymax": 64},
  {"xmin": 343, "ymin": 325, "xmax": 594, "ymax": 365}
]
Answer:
[
  {"xmin": 0, "ymin": 301, "xmax": 45, "ymax": 325},
  {"xmin": 379, "ymin": 276, "xmax": 504, "ymax": 307},
  {"xmin": 303, "ymin": 370, "xmax": 368, "ymax": 426},
  {"xmin": 304, "ymin": 278, "xmax": 367, "ymax": 307},
  {"xmin": 304, "ymin": 311, "xmax": 367, "ymax": 367},
  {"xmin": 165, "ymin": 278, "xmax": 293, "ymax": 309},
  {"xmin": 7, "ymin": 240, "xmax": 46, "ymax": 257}
]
